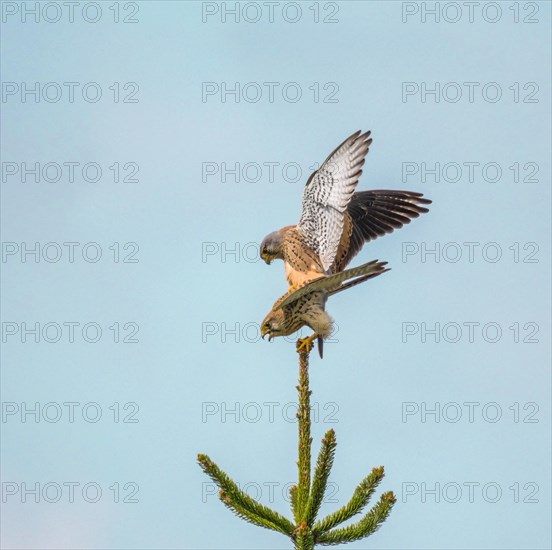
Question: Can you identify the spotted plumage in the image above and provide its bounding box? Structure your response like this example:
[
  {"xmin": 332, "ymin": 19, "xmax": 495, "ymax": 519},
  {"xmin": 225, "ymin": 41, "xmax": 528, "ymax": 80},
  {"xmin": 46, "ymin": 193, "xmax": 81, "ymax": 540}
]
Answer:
[{"xmin": 261, "ymin": 260, "xmax": 389, "ymax": 358}]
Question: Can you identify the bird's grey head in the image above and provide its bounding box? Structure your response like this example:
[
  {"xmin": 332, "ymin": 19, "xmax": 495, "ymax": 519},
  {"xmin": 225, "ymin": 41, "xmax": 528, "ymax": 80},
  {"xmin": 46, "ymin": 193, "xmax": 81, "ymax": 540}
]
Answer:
[{"xmin": 260, "ymin": 231, "xmax": 283, "ymax": 265}]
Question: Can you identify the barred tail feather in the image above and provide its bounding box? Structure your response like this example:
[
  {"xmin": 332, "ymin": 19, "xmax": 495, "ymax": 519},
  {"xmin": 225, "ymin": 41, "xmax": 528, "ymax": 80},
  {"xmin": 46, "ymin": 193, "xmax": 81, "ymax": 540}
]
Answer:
[{"xmin": 276, "ymin": 260, "xmax": 389, "ymax": 310}]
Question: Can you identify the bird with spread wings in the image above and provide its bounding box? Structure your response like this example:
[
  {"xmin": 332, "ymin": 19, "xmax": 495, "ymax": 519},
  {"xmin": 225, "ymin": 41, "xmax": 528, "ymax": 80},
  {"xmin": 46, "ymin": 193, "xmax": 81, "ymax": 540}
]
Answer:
[
  {"xmin": 259, "ymin": 131, "xmax": 431, "ymax": 356},
  {"xmin": 259, "ymin": 130, "xmax": 431, "ymax": 288}
]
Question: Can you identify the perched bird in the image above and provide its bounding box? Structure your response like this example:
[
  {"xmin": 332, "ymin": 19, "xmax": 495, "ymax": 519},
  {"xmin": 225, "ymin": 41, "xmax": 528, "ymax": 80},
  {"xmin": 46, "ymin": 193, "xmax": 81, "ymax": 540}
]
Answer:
[
  {"xmin": 259, "ymin": 131, "xmax": 431, "ymax": 288},
  {"xmin": 261, "ymin": 260, "xmax": 390, "ymax": 358}
]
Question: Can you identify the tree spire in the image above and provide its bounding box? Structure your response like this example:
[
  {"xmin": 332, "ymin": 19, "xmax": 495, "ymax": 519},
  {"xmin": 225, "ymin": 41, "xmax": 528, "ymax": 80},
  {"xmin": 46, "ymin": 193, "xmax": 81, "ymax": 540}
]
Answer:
[{"xmin": 197, "ymin": 343, "xmax": 396, "ymax": 548}]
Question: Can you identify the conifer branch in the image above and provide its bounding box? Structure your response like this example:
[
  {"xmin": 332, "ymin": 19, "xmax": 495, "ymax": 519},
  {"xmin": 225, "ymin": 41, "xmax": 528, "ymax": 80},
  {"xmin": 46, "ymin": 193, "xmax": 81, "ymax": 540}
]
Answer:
[
  {"xmin": 304, "ymin": 429, "xmax": 337, "ymax": 527},
  {"xmin": 289, "ymin": 484, "xmax": 299, "ymax": 522},
  {"xmin": 313, "ymin": 466, "xmax": 385, "ymax": 535},
  {"xmin": 315, "ymin": 491, "xmax": 397, "ymax": 545},
  {"xmin": 218, "ymin": 489, "xmax": 292, "ymax": 535},
  {"xmin": 296, "ymin": 348, "xmax": 312, "ymax": 522},
  {"xmin": 295, "ymin": 521, "xmax": 315, "ymax": 550},
  {"xmin": 197, "ymin": 453, "xmax": 294, "ymax": 536}
]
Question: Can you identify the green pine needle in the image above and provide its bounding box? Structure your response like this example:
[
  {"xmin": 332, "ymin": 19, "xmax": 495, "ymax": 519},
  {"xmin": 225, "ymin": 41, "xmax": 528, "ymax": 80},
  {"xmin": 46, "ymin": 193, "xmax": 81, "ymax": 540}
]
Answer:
[
  {"xmin": 313, "ymin": 465, "xmax": 386, "ymax": 535},
  {"xmin": 290, "ymin": 485, "xmax": 299, "ymax": 522},
  {"xmin": 218, "ymin": 489, "xmax": 292, "ymax": 534},
  {"xmin": 197, "ymin": 453, "xmax": 294, "ymax": 536},
  {"xmin": 315, "ymin": 491, "xmax": 397, "ymax": 545},
  {"xmin": 304, "ymin": 429, "xmax": 337, "ymax": 527}
]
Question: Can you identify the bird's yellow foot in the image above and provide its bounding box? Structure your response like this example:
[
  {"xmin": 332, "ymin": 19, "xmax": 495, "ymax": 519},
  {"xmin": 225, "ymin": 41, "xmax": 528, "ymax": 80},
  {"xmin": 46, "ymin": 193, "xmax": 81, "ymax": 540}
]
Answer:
[{"xmin": 296, "ymin": 333, "xmax": 318, "ymax": 354}]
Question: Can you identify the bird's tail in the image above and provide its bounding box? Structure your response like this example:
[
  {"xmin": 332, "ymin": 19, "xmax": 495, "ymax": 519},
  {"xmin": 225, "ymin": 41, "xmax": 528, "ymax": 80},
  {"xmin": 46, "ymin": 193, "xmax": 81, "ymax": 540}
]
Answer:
[
  {"xmin": 327, "ymin": 260, "xmax": 390, "ymax": 297},
  {"xmin": 275, "ymin": 260, "xmax": 389, "ymax": 310}
]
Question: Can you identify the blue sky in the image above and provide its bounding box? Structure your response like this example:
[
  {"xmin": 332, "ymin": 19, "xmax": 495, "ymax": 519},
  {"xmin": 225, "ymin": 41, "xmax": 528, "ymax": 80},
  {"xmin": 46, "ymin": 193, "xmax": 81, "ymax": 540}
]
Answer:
[{"xmin": 1, "ymin": 1, "xmax": 551, "ymax": 548}]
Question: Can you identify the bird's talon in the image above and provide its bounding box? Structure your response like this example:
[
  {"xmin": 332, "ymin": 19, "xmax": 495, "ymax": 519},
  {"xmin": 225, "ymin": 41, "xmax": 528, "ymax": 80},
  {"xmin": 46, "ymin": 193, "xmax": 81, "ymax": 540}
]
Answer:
[
  {"xmin": 296, "ymin": 334, "xmax": 318, "ymax": 354},
  {"xmin": 296, "ymin": 338, "xmax": 313, "ymax": 353}
]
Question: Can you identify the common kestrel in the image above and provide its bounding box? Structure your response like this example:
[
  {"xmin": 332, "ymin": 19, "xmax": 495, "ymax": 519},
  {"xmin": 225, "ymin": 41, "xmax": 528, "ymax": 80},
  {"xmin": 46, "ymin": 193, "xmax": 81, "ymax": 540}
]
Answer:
[
  {"xmin": 260, "ymin": 259, "xmax": 389, "ymax": 358},
  {"xmin": 259, "ymin": 131, "xmax": 431, "ymax": 288}
]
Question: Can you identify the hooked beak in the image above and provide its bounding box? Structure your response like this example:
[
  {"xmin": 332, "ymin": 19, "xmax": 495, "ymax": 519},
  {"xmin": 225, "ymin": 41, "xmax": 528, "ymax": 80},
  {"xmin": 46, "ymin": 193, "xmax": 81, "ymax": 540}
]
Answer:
[
  {"xmin": 261, "ymin": 325, "xmax": 274, "ymax": 341},
  {"xmin": 261, "ymin": 253, "xmax": 272, "ymax": 265}
]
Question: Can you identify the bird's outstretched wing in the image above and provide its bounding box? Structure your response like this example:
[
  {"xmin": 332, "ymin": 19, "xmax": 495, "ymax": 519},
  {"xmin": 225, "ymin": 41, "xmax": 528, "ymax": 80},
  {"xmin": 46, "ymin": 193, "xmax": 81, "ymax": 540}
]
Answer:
[
  {"xmin": 275, "ymin": 259, "xmax": 389, "ymax": 310},
  {"xmin": 298, "ymin": 131, "xmax": 372, "ymax": 272},
  {"xmin": 333, "ymin": 190, "xmax": 431, "ymax": 271}
]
